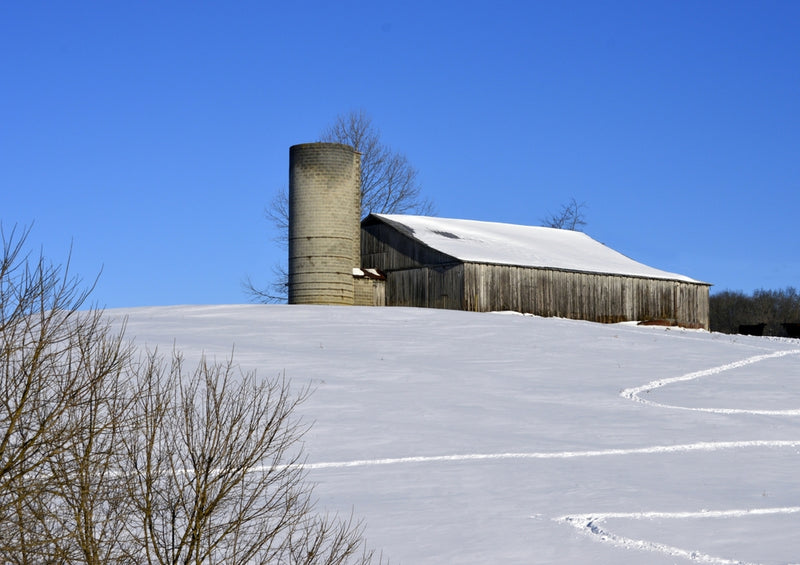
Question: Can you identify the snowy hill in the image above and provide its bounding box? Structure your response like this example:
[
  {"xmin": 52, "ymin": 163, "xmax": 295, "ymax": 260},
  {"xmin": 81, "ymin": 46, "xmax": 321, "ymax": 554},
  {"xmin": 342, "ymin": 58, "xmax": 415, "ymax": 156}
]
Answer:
[{"xmin": 109, "ymin": 305, "xmax": 800, "ymax": 564}]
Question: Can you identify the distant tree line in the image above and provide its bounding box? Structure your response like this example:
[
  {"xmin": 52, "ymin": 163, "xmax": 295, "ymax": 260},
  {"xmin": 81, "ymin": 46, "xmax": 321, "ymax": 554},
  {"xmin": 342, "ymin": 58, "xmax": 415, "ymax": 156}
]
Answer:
[{"xmin": 709, "ymin": 287, "xmax": 800, "ymax": 337}]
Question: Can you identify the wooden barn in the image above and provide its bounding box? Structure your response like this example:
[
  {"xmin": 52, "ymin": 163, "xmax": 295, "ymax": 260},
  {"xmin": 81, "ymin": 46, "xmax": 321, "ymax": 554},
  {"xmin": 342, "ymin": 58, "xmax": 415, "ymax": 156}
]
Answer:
[{"xmin": 361, "ymin": 214, "xmax": 711, "ymax": 329}]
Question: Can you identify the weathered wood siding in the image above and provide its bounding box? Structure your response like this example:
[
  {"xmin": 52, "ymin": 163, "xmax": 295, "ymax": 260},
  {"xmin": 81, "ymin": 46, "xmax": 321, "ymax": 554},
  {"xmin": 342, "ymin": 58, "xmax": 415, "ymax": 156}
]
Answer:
[
  {"xmin": 353, "ymin": 277, "xmax": 386, "ymax": 306},
  {"xmin": 384, "ymin": 265, "xmax": 464, "ymax": 310},
  {"xmin": 462, "ymin": 263, "xmax": 709, "ymax": 328}
]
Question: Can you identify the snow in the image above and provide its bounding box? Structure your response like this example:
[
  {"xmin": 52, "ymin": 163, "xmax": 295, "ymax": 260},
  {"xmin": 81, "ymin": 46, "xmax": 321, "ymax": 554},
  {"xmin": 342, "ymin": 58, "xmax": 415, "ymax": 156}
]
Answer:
[
  {"xmin": 373, "ymin": 214, "xmax": 705, "ymax": 283},
  {"xmin": 109, "ymin": 304, "xmax": 800, "ymax": 564}
]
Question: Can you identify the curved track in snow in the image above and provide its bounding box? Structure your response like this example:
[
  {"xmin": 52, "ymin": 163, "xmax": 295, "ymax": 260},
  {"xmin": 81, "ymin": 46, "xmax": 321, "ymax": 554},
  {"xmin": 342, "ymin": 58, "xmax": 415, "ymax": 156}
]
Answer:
[
  {"xmin": 620, "ymin": 349, "xmax": 800, "ymax": 415},
  {"xmin": 561, "ymin": 347, "xmax": 800, "ymax": 563},
  {"xmin": 556, "ymin": 507, "xmax": 800, "ymax": 565}
]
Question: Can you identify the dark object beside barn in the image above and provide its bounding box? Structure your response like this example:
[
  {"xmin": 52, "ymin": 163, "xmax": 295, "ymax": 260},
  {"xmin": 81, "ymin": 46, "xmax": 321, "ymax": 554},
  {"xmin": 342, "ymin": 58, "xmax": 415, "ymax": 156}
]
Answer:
[
  {"xmin": 738, "ymin": 323, "xmax": 767, "ymax": 336},
  {"xmin": 782, "ymin": 323, "xmax": 800, "ymax": 338}
]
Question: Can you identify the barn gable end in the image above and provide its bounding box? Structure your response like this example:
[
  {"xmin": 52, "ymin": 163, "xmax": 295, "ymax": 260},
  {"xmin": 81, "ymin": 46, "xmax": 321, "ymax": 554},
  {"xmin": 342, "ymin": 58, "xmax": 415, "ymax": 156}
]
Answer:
[{"xmin": 361, "ymin": 214, "xmax": 460, "ymax": 271}]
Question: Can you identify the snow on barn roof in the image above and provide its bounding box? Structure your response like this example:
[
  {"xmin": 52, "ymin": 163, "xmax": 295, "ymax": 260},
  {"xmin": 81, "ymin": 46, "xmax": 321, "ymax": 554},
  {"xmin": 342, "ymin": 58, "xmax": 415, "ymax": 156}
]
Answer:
[{"xmin": 370, "ymin": 214, "xmax": 705, "ymax": 284}]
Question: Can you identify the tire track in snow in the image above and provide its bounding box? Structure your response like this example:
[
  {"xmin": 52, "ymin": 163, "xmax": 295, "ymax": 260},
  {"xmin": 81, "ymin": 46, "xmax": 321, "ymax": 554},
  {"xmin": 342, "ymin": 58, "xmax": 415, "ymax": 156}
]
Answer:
[
  {"xmin": 303, "ymin": 440, "xmax": 800, "ymax": 470},
  {"xmin": 555, "ymin": 507, "xmax": 800, "ymax": 565},
  {"xmin": 302, "ymin": 350, "xmax": 800, "ymax": 472},
  {"xmin": 621, "ymin": 349, "xmax": 800, "ymax": 415},
  {"xmin": 306, "ymin": 349, "xmax": 799, "ymax": 471}
]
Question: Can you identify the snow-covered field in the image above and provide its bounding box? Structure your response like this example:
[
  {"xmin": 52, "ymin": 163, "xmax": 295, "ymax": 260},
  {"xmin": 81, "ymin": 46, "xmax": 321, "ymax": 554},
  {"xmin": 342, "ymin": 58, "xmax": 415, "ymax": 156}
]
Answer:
[{"xmin": 110, "ymin": 304, "xmax": 800, "ymax": 564}]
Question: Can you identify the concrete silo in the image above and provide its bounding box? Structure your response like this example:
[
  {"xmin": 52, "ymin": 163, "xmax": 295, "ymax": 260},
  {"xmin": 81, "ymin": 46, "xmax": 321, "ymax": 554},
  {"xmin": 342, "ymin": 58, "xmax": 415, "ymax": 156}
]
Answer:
[{"xmin": 288, "ymin": 142, "xmax": 361, "ymax": 305}]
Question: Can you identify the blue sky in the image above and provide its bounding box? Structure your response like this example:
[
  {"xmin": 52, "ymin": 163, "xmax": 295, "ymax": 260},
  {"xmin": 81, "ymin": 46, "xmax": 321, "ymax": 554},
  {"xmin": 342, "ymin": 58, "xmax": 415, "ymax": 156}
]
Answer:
[{"xmin": 2, "ymin": 1, "xmax": 798, "ymax": 308}]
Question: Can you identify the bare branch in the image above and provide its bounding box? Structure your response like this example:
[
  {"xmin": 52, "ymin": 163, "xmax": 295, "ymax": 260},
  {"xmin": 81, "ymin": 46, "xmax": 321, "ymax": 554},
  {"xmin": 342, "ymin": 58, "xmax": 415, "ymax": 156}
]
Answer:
[
  {"xmin": 242, "ymin": 265, "xmax": 288, "ymax": 304},
  {"xmin": 540, "ymin": 197, "xmax": 588, "ymax": 231},
  {"xmin": 319, "ymin": 109, "xmax": 432, "ymax": 217}
]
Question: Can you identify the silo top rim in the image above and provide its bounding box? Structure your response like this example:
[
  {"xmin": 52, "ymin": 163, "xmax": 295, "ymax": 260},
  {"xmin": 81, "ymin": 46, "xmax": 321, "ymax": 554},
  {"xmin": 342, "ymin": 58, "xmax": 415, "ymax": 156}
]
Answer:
[{"xmin": 290, "ymin": 142, "xmax": 360, "ymax": 154}]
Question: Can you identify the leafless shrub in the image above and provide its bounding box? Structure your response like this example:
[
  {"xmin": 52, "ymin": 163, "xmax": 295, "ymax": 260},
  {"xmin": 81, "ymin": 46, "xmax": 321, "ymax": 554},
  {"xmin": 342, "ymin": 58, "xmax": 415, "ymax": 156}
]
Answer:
[
  {"xmin": 0, "ymin": 225, "xmax": 381, "ymax": 564},
  {"xmin": 0, "ymin": 224, "xmax": 130, "ymax": 562}
]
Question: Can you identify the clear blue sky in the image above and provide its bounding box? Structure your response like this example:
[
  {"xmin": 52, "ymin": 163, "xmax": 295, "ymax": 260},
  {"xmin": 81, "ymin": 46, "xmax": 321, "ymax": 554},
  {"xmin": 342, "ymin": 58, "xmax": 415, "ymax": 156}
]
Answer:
[{"xmin": 2, "ymin": 1, "xmax": 798, "ymax": 308}]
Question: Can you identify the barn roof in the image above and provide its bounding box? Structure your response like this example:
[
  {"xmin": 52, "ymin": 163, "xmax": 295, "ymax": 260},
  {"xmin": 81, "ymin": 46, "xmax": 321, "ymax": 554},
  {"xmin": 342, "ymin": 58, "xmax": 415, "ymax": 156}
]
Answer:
[{"xmin": 368, "ymin": 214, "xmax": 706, "ymax": 284}]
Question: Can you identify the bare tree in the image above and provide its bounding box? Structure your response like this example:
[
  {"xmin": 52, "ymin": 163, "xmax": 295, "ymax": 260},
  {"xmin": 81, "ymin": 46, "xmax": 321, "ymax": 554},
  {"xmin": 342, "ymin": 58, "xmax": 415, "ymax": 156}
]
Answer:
[
  {"xmin": 0, "ymin": 225, "xmax": 381, "ymax": 564},
  {"xmin": 320, "ymin": 110, "xmax": 433, "ymax": 217},
  {"xmin": 540, "ymin": 197, "xmax": 588, "ymax": 231},
  {"xmin": 247, "ymin": 109, "xmax": 434, "ymax": 302}
]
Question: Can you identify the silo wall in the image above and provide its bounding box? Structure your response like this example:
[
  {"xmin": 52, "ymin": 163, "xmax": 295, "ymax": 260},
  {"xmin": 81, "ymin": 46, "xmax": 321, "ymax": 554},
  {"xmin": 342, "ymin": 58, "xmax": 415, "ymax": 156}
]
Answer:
[{"xmin": 288, "ymin": 143, "xmax": 361, "ymax": 305}]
